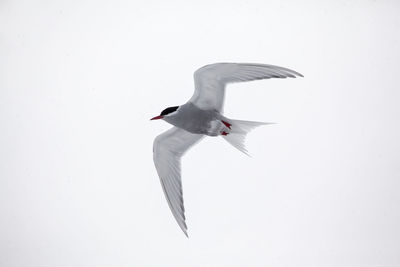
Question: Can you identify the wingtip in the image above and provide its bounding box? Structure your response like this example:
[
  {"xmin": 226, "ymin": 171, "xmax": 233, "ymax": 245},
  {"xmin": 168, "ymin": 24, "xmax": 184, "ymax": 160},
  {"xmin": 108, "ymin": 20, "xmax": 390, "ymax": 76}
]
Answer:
[
  {"xmin": 181, "ymin": 227, "xmax": 189, "ymax": 238},
  {"xmin": 177, "ymin": 220, "xmax": 189, "ymax": 237}
]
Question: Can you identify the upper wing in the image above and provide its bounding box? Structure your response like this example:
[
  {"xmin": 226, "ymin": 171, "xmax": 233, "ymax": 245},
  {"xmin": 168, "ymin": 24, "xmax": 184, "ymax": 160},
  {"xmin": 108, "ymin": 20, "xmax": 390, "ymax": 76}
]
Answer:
[
  {"xmin": 190, "ymin": 63, "xmax": 303, "ymax": 112},
  {"xmin": 153, "ymin": 127, "xmax": 203, "ymax": 236}
]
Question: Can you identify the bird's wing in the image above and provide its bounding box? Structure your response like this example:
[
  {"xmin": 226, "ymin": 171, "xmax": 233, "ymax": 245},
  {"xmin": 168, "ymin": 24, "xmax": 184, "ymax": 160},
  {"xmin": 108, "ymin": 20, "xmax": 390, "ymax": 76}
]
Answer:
[
  {"xmin": 190, "ymin": 63, "xmax": 303, "ymax": 112},
  {"xmin": 153, "ymin": 127, "xmax": 204, "ymax": 236}
]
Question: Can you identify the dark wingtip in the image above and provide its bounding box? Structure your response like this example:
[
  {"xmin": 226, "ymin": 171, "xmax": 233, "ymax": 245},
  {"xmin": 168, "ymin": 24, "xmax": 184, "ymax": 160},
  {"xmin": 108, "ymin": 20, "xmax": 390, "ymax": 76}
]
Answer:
[
  {"xmin": 182, "ymin": 228, "xmax": 189, "ymax": 238},
  {"xmin": 290, "ymin": 71, "xmax": 303, "ymax": 78},
  {"xmin": 294, "ymin": 70, "xmax": 304, "ymax": 78}
]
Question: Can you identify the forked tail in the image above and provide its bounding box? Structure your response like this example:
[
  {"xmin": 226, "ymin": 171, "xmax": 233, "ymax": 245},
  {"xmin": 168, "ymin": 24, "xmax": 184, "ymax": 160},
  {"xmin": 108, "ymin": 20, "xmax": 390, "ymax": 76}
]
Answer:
[{"xmin": 222, "ymin": 119, "xmax": 273, "ymax": 155}]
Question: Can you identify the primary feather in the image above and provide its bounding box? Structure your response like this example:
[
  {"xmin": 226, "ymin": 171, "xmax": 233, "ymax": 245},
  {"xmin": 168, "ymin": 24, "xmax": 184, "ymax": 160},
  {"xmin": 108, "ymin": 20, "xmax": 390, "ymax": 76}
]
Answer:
[
  {"xmin": 153, "ymin": 127, "xmax": 203, "ymax": 236},
  {"xmin": 190, "ymin": 63, "xmax": 303, "ymax": 112}
]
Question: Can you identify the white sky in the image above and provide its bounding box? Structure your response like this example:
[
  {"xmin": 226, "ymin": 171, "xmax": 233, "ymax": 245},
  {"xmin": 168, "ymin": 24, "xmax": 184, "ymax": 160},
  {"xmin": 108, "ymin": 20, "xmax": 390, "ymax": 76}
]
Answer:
[{"xmin": 1, "ymin": 0, "xmax": 400, "ymax": 266}]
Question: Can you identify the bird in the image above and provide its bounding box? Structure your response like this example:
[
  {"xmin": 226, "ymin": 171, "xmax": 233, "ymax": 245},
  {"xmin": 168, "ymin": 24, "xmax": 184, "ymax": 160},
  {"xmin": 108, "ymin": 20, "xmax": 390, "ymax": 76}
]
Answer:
[{"xmin": 151, "ymin": 63, "xmax": 303, "ymax": 236}]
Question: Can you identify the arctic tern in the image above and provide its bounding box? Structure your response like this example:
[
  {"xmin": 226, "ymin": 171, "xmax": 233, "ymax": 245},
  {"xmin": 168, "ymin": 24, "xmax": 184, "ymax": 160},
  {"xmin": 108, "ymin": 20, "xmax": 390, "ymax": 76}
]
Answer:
[{"xmin": 151, "ymin": 63, "xmax": 303, "ymax": 236}]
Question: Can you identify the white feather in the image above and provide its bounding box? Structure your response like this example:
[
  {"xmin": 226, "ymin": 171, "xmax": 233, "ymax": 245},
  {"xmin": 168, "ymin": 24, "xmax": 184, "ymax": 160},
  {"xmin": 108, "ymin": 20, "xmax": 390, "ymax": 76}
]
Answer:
[
  {"xmin": 190, "ymin": 63, "xmax": 303, "ymax": 112},
  {"xmin": 153, "ymin": 127, "xmax": 203, "ymax": 236}
]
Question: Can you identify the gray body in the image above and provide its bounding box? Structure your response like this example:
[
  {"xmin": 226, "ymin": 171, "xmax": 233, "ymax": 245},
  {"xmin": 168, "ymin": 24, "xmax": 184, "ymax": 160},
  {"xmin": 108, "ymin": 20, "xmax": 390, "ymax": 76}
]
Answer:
[{"xmin": 163, "ymin": 102, "xmax": 228, "ymax": 136}]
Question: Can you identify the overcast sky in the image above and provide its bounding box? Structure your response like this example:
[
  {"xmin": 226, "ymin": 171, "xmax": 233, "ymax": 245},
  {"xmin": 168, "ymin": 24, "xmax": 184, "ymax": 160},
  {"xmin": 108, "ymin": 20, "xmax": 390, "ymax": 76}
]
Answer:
[{"xmin": 1, "ymin": 0, "xmax": 400, "ymax": 266}]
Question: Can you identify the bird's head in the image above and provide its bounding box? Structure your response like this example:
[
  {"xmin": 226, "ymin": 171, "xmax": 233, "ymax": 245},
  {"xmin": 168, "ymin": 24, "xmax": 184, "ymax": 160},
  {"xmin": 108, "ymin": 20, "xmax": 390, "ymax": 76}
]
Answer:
[{"xmin": 150, "ymin": 106, "xmax": 179, "ymax": 121}]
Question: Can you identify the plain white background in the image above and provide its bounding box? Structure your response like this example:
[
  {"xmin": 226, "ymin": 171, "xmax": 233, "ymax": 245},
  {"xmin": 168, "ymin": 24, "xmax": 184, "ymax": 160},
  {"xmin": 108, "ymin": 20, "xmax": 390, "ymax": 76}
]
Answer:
[{"xmin": 1, "ymin": 0, "xmax": 399, "ymax": 266}]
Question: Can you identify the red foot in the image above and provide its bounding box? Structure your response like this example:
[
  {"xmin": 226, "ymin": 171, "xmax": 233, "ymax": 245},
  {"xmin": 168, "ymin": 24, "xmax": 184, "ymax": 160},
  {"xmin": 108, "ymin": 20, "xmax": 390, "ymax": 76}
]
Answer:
[
  {"xmin": 221, "ymin": 120, "xmax": 232, "ymax": 129},
  {"xmin": 221, "ymin": 131, "xmax": 229, "ymax": 136}
]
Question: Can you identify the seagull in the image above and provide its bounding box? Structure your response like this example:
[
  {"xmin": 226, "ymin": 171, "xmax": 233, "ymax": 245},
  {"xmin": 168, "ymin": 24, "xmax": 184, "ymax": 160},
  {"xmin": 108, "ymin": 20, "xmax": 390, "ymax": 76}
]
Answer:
[{"xmin": 151, "ymin": 63, "xmax": 303, "ymax": 236}]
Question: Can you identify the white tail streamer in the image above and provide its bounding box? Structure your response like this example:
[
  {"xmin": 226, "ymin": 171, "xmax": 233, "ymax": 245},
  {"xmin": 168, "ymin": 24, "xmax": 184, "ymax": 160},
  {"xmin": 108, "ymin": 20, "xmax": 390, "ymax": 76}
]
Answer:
[{"xmin": 222, "ymin": 119, "xmax": 273, "ymax": 155}]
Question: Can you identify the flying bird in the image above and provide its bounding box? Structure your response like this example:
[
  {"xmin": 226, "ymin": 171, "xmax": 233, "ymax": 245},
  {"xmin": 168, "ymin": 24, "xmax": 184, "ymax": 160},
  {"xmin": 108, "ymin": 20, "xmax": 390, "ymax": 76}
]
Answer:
[{"xmin": 151, "ymin": 63, "xmax": 303, "ymax": 236}]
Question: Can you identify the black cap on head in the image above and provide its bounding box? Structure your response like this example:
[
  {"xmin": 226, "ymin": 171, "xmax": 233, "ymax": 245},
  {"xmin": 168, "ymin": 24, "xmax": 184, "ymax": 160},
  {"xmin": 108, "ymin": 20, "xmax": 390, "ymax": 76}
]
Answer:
[{"xmin": 160, "ymin": 106, "xmax": 179, "ymax": 116}]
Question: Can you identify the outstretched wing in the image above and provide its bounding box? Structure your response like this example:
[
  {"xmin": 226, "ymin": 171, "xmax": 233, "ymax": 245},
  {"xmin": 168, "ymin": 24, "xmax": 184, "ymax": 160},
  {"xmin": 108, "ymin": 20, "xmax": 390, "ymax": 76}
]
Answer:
[
  {"xmin": 190, "ymin": 63, "xmax": 303, "ymax": 112},
  {"xmin": 153, "ymin": 127, "xmax": 203, "ymax": 236}
]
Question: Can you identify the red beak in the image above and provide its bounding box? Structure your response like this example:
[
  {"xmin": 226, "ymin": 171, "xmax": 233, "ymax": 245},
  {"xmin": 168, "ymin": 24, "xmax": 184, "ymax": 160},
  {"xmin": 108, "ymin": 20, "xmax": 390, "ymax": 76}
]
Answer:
[{"xmin": 150, "ymin": 115, "xmax": 164, "ymax": 120}]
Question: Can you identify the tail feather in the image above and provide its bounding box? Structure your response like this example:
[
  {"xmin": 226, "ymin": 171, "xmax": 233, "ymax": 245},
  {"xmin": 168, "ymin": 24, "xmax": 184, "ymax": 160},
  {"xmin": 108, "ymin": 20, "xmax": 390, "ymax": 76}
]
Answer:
[{"xmin": 222, "ymin": 119, "xmax": 273, "ymax": 155}]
